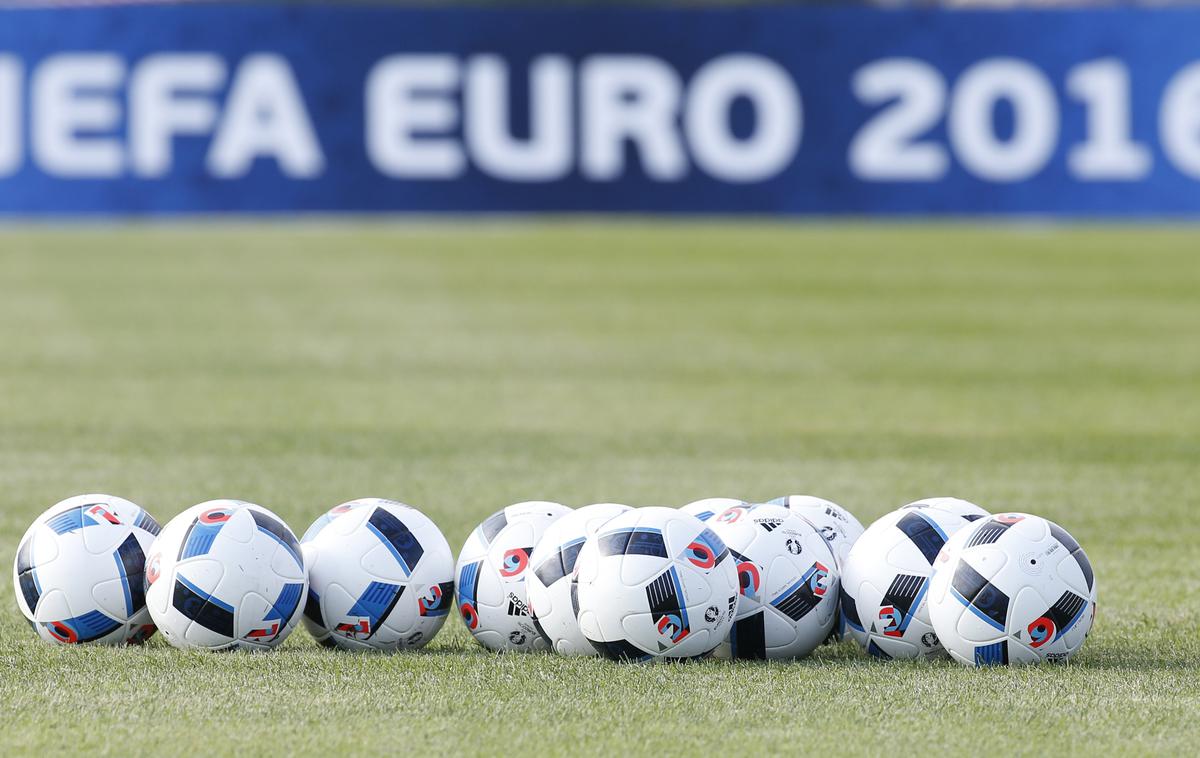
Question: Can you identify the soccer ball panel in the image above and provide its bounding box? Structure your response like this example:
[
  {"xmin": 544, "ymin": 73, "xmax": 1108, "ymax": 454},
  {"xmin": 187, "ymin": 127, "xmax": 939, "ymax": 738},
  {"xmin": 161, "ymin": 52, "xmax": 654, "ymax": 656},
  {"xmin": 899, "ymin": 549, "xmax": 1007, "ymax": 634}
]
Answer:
[
  {"xmin": 848, "ymin": 574, "xmax": 936, "ymax": 659},
  {"xmin": 360, "ymin": 542, "xmax": 412, "ymax": 583},
  {"xmin": 768, "ymin": 495, "xmax": 865, "ymax": 570},
  {"xmin": 679, "ymin": 498, "xmax": 747, "ymax": 523},
  {"xmin": 902, "ymin": 497, "xmax": 990, "ymax": 521},
  {"xmin": 620, "ymin": 610, "xmax": 718, "ymax": 658},
  {"xmin": 167, "ymin": 557, "xmax": 234, "ymax": 647}
]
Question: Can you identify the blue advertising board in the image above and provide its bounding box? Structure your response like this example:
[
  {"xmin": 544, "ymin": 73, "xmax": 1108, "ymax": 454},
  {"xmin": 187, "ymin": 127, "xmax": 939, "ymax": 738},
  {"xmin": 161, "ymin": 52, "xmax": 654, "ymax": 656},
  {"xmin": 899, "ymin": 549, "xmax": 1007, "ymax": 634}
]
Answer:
[{"xmin": 1, "ymin": 5, "xmax": 1199, "ymax": 214}]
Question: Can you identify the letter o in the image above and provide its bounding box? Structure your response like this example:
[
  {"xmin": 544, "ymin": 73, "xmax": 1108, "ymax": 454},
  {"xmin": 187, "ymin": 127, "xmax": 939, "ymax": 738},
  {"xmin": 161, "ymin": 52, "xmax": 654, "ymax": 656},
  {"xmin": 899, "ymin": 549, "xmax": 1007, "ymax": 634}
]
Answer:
[{"xmin": 684, "ymin": 55, "xmax": 801, "ymax": 183}]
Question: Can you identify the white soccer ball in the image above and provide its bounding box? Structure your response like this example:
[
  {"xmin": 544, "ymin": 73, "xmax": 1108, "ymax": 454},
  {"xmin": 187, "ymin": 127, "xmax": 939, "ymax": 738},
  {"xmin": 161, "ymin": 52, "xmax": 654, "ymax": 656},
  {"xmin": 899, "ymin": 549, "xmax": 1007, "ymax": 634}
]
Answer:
[
  {"xmin": 706, "ymin": 503, "xmax": 839, "ymax": 659},
  {"xmin": 929, "ymin": 513, "xmax": 1097, "ymax": 666},
  {"xmin": 300, "ymin": 498, "xmax": 455, "ymax": 651},
  {"xmin": 679, "ymin": 498, "xmax": 747, "ymax": 523},
  {"xmin": 145, "ymin": 500, "xmax": 307, "ymax": 651},
  {"xmin": 767, "ymin": 495, "xmax": 865, "ymax": 569},
  {"xmin": 526, "ymin": 502, "xmax": 632, "ymax": 656},
  {"xmin": 455, "ymin": 501, "xmax": 570, "ymax": 652},
  {"xmin": 574, "ymin": 507, "xmax": 739, "ymax": 661},
  {"xmin": 840, "ymin": 504, "xmax": 987, "ymax": 659},
  {"xmin": 900, "ymin": 497, "xmax": 990, "ymax": 521},
  {"xmin": 13, "ymin": 494, "xmax": 160, "ymax": 645}
]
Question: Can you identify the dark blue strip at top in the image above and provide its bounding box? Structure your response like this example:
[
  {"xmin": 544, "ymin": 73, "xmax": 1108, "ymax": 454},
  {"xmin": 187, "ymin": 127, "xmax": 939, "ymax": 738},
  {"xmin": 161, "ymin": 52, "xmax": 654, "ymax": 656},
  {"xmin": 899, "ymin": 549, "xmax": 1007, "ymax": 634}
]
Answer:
[{"xmin": 2, "ymin": 7, "xmax": 1200, "ymax": 215}]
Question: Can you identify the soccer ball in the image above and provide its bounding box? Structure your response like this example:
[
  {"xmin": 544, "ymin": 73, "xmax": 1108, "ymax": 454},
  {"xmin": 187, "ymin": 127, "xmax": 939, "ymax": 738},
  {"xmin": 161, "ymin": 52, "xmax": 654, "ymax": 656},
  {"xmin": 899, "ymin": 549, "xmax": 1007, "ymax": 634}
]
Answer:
[
  {"xmin": 13, "ymin": 494, "xmax": 160, "ymax": 645},
  {"xmin": 928, "ymin": 513, "xmax": 1097, "ymax": 666},
  {"xmin": 145, "ymin": 500, "xmax": 307, "ymax": 651},
  {"xmin": 767, "ymin": 494, "xmax": 864, "ymax": 642},
  {"xmin": 767, "ymin": 495, "xmax": 864, "ymax": 569},
  {"xmin": 526, "ymin": 502, "xmax": 632, "ymax": 655},
  {"xmin": 574, "ymin": 507, "xmax": 739, "ymax": 662},
  {"xmin": 300, "ymin": 498, "xmax": 455, "ymax": 651},
  {"xmin": 455, "ymin": 501, "xmax": 570, "ymax": 652},
  {"xmin": 900, "ymin": 497, "xmax": 990, "ymax": 521},
  {"xmin": 840, "ymin": 504, "xmax": 987, "ymax": 659},
  {"xmin": 706, "ymin": 503, "xmax": 839, "ymax": 659},
  {"xmin": 679, "ymin": 498, "xmax": 747, "ymax": 522}
]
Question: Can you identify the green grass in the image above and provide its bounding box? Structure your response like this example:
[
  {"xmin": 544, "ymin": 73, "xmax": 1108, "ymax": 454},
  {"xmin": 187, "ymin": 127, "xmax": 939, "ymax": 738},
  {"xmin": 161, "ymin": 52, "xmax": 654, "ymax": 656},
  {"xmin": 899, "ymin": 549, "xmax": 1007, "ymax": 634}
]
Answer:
[{"xmin": 1, "ymin": 222, "xmax": 1198, "ymax": 754}]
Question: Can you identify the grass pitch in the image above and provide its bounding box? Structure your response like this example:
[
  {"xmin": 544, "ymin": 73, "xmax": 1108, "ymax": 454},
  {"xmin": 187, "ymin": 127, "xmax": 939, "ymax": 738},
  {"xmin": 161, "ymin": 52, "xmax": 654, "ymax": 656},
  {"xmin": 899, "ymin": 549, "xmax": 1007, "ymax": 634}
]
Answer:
[{"xmin": 0, "ymin": 222, "xmax": 1197, "ymax": 755}]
